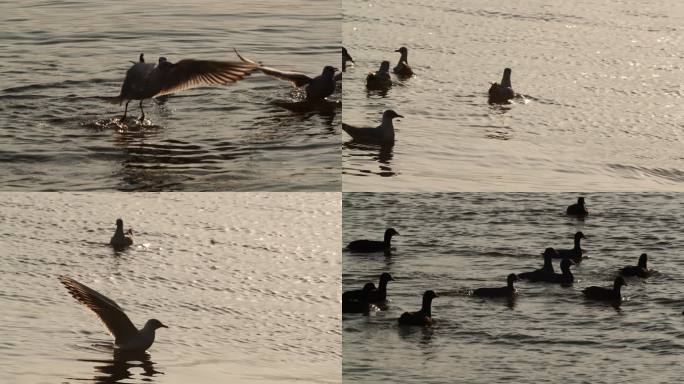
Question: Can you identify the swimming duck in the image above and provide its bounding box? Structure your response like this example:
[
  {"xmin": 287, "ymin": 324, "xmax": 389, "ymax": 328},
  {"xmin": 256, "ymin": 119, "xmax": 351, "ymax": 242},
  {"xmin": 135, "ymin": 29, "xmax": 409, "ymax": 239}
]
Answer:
[
  {"xmin": 398, "ymin": 290, "xmax": 437, "ymax": 326},
  {"xmin": 518, "ymin": 248, "xmax": 557, "ymax": 281},
  {"xmin": 539, "ymin": 259, "xmax": 574, "ymax": 285},
  {"xmin": 342, "ymin": 47, "xmax": 354, "ymax": 71},
  {"xmin": 234, "ymin": 49, "xmax": 338, "ymax": 101},
  {"xmin": 342, "ymin": 110, "xmax": 403, "ymax": 145},
  {"xmin": 342, "ymin": 282, "xmax": 376, "ymax": 313},
  {"xmin": 346, "ymin": 228, "xmax": 399, "ymax": 252},
  {"xmin": 473, "ymin": 274, "xmax": 518, "ymax": 298},
  {"xmin": 110, "ymin": 219, "xmax": 133, "ymax": 251},
  {"xmin": 366, "ymin": 61, "xmax": 392, "ymax": 90},
  {"xmin": 551, "ymin": 232, "xmax": 586, "ymax": 262},
  {"xmin": 567, "ymin": 197, "xmax": 589, "ymax": 217},
  {"xmin": 342, "ymin": 273, "xmax": 394, "ymax": 305},
  {"xmin": 393, "ymin": 47, "xmax": 413, "ymax": 78},
  {"xmin": 488, "ymin": 68, "xmax": 515, "ymax": 104},
  {"xmin": 620, "ymin": 253, "xmax": 652, "ymax": 278},
  {"xmin": 583, "ymin": 277, "xmax": 626, "ymax": 301}
]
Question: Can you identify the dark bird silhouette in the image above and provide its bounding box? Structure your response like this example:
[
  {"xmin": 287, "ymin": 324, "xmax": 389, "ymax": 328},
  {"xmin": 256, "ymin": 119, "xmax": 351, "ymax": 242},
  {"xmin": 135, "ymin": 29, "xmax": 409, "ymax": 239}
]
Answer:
[
  {"xmin": 551, "ymin": 232, "xmax": 586, "ymax": 263},
  {"xmin": 473, "ymin": 274, "xmax": 518, "ymax": 298},
  {"xmin": 518, "ymin": 248, "xmax": 558, "ymax": 281},
  {"xmin": 342, "ymin": 47, "xmax": 354, "ymax": 71},
  {"xmin": 366, "ymin": 61, "xmax": 392, "ymax": 90},
  {"xmin": 393, "ymin": 47, "xmax": 414, "ymax": 78},
  {"xmin": 620, "ymin": 253, "xmax": 652, "ymax": 278},
  {"xmin": 110, "ymin": 219, "xmax": 133, "ymax": 251},
  {"xmin": 342, "ymin": 282, "xmax": 376, "ymax": 313},
  {"xmin": 346, "ymin": 228, "xmax": 399, "ymax": 252},
  {"xmin": 342, "ymin": 110, "xmax": 403, "ymax": 145},
  {"xmin": 488, "ymin": 68, "xmax": 515, "ymax": 103},
  {"xmin": 398, "ymin": 290, "xmax": 438, "ymax": 326},
  {"xmin": 567, "ymin": 197, "xmax": 589, "ymax": 217},
  {"xmin": 538, "ymin": 259, "xmax": 575, "ymax": 285},
  {"xmin": 583, "ymin": 277, "xmax": 626, "ymax": 302}
]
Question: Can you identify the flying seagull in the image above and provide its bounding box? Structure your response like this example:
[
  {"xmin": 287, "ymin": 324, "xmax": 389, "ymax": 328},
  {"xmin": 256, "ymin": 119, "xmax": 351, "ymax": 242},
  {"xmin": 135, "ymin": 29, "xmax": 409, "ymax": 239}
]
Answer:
[
  {"xmin": 59, "ymin": 276, "xmax": 167, "ymax": 351},
  {"xmin": 234, "ymin": 49, "xmax": 338, "ymax": 101},
  {"xmin": 110, "ymin": 53, "xmax": 258, "ymax": 122}
]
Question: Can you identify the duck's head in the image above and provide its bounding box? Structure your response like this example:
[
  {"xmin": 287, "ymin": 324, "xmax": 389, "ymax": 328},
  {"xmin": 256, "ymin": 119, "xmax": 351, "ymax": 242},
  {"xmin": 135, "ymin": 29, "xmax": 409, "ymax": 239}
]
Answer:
[
  {"xmin": 385, "ymin": 228, "xmax": 400, "ymax": 237},
  {"xmin": 423, "ymin": 290, "xmax": 438, "ymax": 300},
  {"xmin": 614, "ymin": 276, "xmax": 627, "ymax": 289},
  {"xmin": 575, "ymin": 231, "xmax": 586, "ymax": 240},
  {"xmin": 383, "ymin": 110, "xmax": 404, "ymax": 120},
  {"xmin": 507, "ymin": 273, "xmax": 519, "ymax": 285},
  {"xmin": 542, "ymin": 247, "xmax": 558, "ymax": 260},
  {"xmin": 146, "ymin": 319, "xmax": 168, "ymax": 330},
  {"xmin": 578, "ymin": 197, "xmax": 586, "ymax": 205},
  {"xmin": 379, "ymin": 61, "xmax": 390, "ymax": 72},
  {"xmin": 395, "ymin": 47, "xmax": 408, "ymax": 55},
  {"xmin": 116, "ymin": 218, "xmax": 124, "ymax": 229},
  {"xmin": 139, "ymin": 53, "xmax": 145, "ymax": 63},
  {"xmin": 380, "ymin": 272, "xmax": 394, "ymax": 283},
  {"xmin": 322, "ymin": 65, "xmax": 338, "ymax": 77},
  {"xmin": 503, "ymin": 67, "xmax": 512, "ymax": 76}
]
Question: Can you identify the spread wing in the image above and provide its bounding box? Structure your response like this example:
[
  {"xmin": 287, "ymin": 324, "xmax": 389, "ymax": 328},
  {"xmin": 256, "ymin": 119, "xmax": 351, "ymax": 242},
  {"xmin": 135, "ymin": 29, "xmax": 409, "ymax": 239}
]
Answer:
[
  {"xmin": 234, "ymin": 49, "xmax": 312, "ymax": 87},
  {"xmin": 152, "ymin": 59, "xmax": 257, "ymax": 97},
  {"xmin": 59, "ymin": 276, "xmax": 139, "ymax": 343}
]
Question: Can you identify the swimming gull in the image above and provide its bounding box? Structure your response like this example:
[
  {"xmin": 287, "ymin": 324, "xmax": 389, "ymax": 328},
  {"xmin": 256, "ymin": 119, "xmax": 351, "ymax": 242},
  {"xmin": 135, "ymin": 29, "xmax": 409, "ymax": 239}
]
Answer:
[
  {"xmin": 342, "ymin": 110, "xmax": 403, "ymax": 145},
  {"xmin": 110, "ymin": 218, "xmax": 133, "ymax": 251},
  {"xmin": 393, "ymin": 47, "xmax": 413, "ymax": 78}
]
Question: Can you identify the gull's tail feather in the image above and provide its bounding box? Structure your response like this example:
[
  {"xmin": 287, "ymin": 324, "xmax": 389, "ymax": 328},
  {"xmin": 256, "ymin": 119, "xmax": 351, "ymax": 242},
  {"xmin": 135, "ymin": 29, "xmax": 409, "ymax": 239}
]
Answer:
[{"xmin": 97, "ymin": 95, "xmax": 124, "ymax": 105}]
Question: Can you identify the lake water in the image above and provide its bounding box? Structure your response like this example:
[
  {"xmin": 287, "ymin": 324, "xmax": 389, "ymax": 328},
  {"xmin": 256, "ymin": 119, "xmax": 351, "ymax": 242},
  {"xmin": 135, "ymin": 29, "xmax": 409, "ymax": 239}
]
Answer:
[
  {"xmin": 0, "ymin": 0, "xmax": 340, "ymax": 191},
  {"xmin": 342, "ymin": 0, "xmax": 684, "ymax": 191},
  {"xmin": 0, "ymin": 192, "xmax": 341, "ymax": 383},
  {"xmin": 343, "ymin": 193, "xmax": 684, "ymax": 383}
]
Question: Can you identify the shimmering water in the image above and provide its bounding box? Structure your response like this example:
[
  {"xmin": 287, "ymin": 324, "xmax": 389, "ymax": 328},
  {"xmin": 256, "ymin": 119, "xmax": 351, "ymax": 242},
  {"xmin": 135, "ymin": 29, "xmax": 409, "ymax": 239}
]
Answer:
[
  {"xmin": 342, "ymin": 0, "xmax": 684, "ymax": 191},
  {"xmin": 343, "ymin": 193, "xmax": 684, "ymax": 383},
  {"xmin": 0, "ymin": 192, "xmax": 341, "ymax": 383},
  {"xmin": 0, "ymin": 0, "xmax": 341, "ymax": 191}
]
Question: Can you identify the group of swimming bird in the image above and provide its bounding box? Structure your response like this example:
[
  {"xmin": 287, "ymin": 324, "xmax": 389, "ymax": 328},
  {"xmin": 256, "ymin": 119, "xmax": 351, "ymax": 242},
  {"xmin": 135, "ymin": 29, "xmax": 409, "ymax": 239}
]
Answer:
[
  {"xmin": 342, "ymin": 197, "xmax": 657, "ymax": 326},
  {"xmin": 58, "ymin": 219, "xmax": 167, "ymax": 352},
  {"xmin": 341, "ymin": 46, "xmax": 518, "ymax": 146},
  {"xmin": 109, "ymin": 49, "xmax": 342, "ymax": 123}
]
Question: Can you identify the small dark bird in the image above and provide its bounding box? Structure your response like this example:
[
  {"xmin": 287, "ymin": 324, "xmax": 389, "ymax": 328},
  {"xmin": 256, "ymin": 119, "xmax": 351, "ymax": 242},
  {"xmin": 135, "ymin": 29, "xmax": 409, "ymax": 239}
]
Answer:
[
  {"xmin": 518, "ymin": 248, "xmax": 558, "ymax": 281},
  {"xmin": 538, "ymin": 259, "xmax": 575, "ymax": 285},
  {"xmin": 342, "ymin": 273, "xmax": 394, "ymax": 305},
  {"xmin": 473, "ymin": 274, "xmax": 518, "ymax": 298},
  {"xmin": 342, "ymin": 282, "xmax": 376, "ymax": 313},
  {"xmin": 620, "ymin": 253, "xmax": 652, "ymax": 278},
  {"xmin": 234, "ymin": 49, "xmax": 338, "ymax": 101},
  {"xmin": 110, "ymin": 219, "xmax": 133, "ymax": 251},
  {"xmin": 550, "ymin": 232, "xmax": 586, "ymax": 263},
  {"xmin": 398, "ymin": 290, "xmax": 438, "ymax": 326},
  {"xmin": 583, "ymin": 277, "xmax": 626, "ymax": 301},
  {"xmin": 109, "ymin": 53, "xmax": 257, "ymax": 122},
  {"xmin": 488, "ymin": 68, "xmax": 515, "ymax": 103},
  {"xmin": 393, "ymin": 47, "xmax": 413, "ymax": 78},
  {"xmin": 346, "ymin": 228, "xmax": 399, "ymax": 252},
  {"xmin": 366, "ymin": 61, "xmax": 392, "ymax": 90},
  {"xmin": 567, "ymin": 197, "xmax": 589, "ymax": 217},
  {"xmin": 342, "ymin": 47, "xmax": 354, "ymax": 71},
  {"xmin": 342, "ymin": 110, "xmax": 403, "ymax": 145}
]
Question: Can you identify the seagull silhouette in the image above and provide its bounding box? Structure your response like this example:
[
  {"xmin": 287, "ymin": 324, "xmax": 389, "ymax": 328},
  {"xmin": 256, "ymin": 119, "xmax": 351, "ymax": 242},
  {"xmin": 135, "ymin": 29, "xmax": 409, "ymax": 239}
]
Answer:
[
  {"xmin": 109, "ymin": 53, "xmax": 257, "ymax": 122},
  {"xmin": 234, "ymin": 49, "xmax": 338, "ymax": 101},
  {"xmin": 59, "ymin": 276, "xmax": 167, "ymax": 351}
]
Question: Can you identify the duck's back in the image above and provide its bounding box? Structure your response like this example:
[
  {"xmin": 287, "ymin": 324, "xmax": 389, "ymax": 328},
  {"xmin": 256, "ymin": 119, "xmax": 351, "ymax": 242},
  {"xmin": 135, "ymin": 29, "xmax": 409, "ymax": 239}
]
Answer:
[{"xmin": 347, "ymin": 239, "xmax": 385, "ymax": 251}]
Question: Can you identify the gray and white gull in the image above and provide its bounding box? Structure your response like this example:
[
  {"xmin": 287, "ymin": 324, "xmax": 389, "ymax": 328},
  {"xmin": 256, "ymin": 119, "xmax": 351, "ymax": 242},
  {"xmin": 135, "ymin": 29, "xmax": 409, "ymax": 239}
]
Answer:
[
  {"xmin": 59, "ymin": 276, "xmax": 167, "ymax": 351},
  {"xmin": 110, "ymin": 53, "xmax": 258, "ymax": 122}
]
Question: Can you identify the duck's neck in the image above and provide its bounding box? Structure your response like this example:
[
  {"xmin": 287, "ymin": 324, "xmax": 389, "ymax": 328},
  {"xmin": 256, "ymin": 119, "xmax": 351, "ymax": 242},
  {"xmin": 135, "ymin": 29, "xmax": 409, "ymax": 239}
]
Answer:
[
  {"xmin": 543, "ymin": 257, "xmax": 554, "ymax": 272},
  {"xmin": 378, "ymin": 278, "xmax": 389, "ymax": 295},
  {"xmin": 501, "ymin": 72, "xmax": 512, "ymax": 88},
  {"xmin": 638, "ymin": 258, "xmax": 647, "ymax": 269},
  {"xmin": 383, "ymin": 231, "xmax": 394, "ymax": 246},
  {"xmin": 507, "ymin": 279, "xmax": 515, "ymax": 290},
  {"xmin": 613, "ymin": 283, "xmax": 622, "ymax": 296},
  {"xmin": 574, "ymin": 236, "xmax": 582, "ymax": 250},
  {"xmin": 399, "ymin": 51, "xmax": 408, "ymax": 65},
  {"xmin": 421, "ymin": 297, "xmax": 433, "ymax": 317},
  {"xmin": 114, "ymin": 226, "xmax": 125, "ymax": 239}
]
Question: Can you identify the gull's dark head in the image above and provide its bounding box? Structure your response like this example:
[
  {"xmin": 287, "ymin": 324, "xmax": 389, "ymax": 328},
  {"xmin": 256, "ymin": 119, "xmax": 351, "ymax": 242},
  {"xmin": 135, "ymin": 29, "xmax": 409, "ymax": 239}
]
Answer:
[
  {"xmin": 383, "ymin": 110, "xmax": 404, "ymax": 120},
  {"xmin": 385, "ymin": 227, "xmax": 400, "ymax": 237},
  {"xmin": 380, "ymin": 272, "xmax": 394, "ymax": 283},
  {"xmin": 504, "ymin": 68, "xmax": 512, "ymax": 76},
  {"xmin": 147, "ymin": 319, "xmax": 168, "ymax": 330},
  {"xmin": 379, "ymin": 61, "xmax": 390, "ymax": 72},
  {"xmin": 575, "ymin": 231, "xmax": 586, "ymax": 240},
  {"xmin": 543, "ymin": 247, "xmax": 558, "ymax": 260},
  {"xmin": 139, "ymin": 53, "xmax": 145, "ymax": 63},
  {"xmin": 323, "ymin": 65, "xmax": 338, "ymax": 77},
  {"xmin": 507, "ymin": 273, "xmax": 519, "ymax": 284},
  {"xmin": 116, "ymin": 218, "xmax": 124, "ymax": 228},
  {"xmin": 395, "ymin": 47, "xmax": 408, "ymax": 55},
  {"xmin": 424, "ymin": 290, "xmax": 438, "ymax": 300},
  {"xmin": 578, "ymin": 197, "xmax": 585, "ymax": 205}
]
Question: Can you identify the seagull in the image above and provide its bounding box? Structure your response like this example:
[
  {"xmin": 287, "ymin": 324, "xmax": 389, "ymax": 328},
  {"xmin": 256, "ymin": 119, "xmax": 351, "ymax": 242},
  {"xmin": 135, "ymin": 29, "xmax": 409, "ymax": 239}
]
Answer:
[
  {"xmin": 342, "ymin": 47, "xmax": 354, "ymax": 71},
  {"xmin": 110, "ymin": 218, "xmax": 133, "ymax": 251},
  {"xmin": 109, "ymin": 53, "xmax": 258, "ymax": 122},
  {"xmin": 366, "ymin": 61, "xmax": 392, "ymax": 90},
  {"xmin": 342, "ymin": 110, "xmax": 403, "ymax": 145},
  {"xmin": 488, "ymin": 68, "xmax": 515, "ymax": 103},
  {"xmin": 234, "ymin": 49, "xmax": 338, "ymax": 101},
  {"xmin": 393, "ymin": 47, "xmax": 413, "ymax": 78},
  {"xmin": 59, "ymin": 276, "xmax": 167, "ymax": 351}
]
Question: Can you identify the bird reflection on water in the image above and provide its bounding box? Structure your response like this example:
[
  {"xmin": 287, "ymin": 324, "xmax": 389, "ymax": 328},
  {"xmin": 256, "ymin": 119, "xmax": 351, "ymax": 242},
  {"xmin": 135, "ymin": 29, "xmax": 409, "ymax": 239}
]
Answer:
[{"xmin": 74, "ymin": 350, "xmax": 162, "ymax": 384}]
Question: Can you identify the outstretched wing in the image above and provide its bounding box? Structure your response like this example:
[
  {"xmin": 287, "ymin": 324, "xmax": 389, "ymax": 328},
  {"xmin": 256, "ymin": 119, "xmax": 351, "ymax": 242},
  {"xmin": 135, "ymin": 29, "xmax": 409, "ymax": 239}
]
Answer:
[
  {"xmin": 59, "ymin": 276, "xmax": 139, "ymax": 343},
  {"xmin": 234, "ymin": 49, "xmax": 313, "ymax": 87},
  {"xmin": 152, "ymin": 59, "xmax": 257, "ymax": 97}
]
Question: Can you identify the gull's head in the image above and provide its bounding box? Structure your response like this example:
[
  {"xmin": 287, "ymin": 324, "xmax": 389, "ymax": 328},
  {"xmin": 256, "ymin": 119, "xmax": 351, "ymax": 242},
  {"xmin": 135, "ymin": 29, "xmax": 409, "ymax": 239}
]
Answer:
[
  {"xmin": 147, "ymin": 319, "xmax": 168, "ymax": 330},
  {"xmin": 578, "ymin": 197, "xmax": 585, "ymax": 205},
  {"xmin": 395, "ymin": 47, "xmax": 408, "ymax": 55},
  {"xmin": 379, "ymin": 61, "xmax": 390, "ymax": 72},
  {"xmin": 139, "ymin": 53, "xmax": 145, "ymax": 63},
  {"xmin": 323, "ymin": 65, "xmax": 338, "ymax": 77},
  {"xmin": 116, "ymin": 218, "xmax": 124, "ymax": 228},
  {"xmin": 503, "ymin": 68, "xmax": 512, "ymax": 77},
  {"xmin": 158, "ymin": 57, "xmax": 168, "ymax": 65},
  {"xmin": 383, "ymin": 110, "xmax": 403, "ymax": 120}
]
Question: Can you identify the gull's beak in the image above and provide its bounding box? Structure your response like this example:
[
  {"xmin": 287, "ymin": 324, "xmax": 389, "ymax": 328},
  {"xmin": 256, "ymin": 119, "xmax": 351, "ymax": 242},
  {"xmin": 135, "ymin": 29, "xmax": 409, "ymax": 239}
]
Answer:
[
  {"xmin": 395, "ymin": 49, "xmax": 401, "ymax": 52},
  {"xmin": 396, "ymin": 114, "xmax": 404, "ymax": 118},
  {"xmin": 333, "ymin": 67, "xmax": 340, "ymax": 72}
]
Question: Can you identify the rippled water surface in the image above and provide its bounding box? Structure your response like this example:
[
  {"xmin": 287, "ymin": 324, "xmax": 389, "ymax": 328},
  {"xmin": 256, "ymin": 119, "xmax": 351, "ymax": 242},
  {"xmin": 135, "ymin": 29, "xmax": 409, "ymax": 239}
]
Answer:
[
  {"xmin": 343, "ymin": 0, "xmax": 684, "ymax": 191},
  {"xmin": 343, "ymin": 193, "xmax": 684, "ymax": 383},
  {"xmin": 0, "ymin": 192, "xmax": 341, "ymax": 383},
  {"xmin": 0, "ymin": 0, "xmax": 341, "ymax": 191}
]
